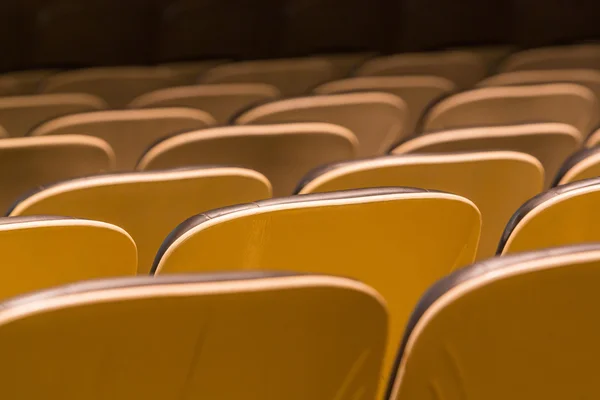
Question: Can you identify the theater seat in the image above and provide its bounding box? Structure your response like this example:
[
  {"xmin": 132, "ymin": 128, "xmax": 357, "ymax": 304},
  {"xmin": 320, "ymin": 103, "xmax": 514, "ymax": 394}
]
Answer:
[
  {"xmin": 498, "ymin": 177, "xmax": 600, "ymax": 254},
  {"xmin": 153, "ymin": 187, "xmax": 481, "ymax": 388},
  {"xmin": 319, "ymin": 53, "xmax": 377, "ymax": 79},
  {"xmin": 0, "ymin": 93, "xmax": 106, "ymax": 137},
  {"xmin": 129, "ymin": 84, "xmax": 279, "ymax": 124},
  {"xmin": 8, "ymin": 167, "xmax": 271, "ymax": 273},
  {"xmin": 391, "ymin": 123, "xmax": 581, "ymax": 188},
  {"xmin": 30, "ymin": 108, "xmax": 216, "ymax": 170},
  {"xmin": 389, "ymin": 243, "xmax": 600, "ymax": 400},
  {"xmin": 137, "ymin": 124, "xmax": 357, "ymax": 196},
  {"xmin": 0, "ymin": 272, "xmax": 386, "ymax": 400},
  {"xmin": 314, "ymin": 76, "xmax": 456, "ymax": 133},
  {"xmin": 0, "ymin": 135, "xmax": 114, "ymax": 213},
  {"xmin": 422, "ymin": 84, "xmax": 598, "ymax": 138},
  {"xmin": 159, "ymin": 60, "xmax": 229, "ymax": 85},
  {"xmin": 499, "ymin": 44, "xmax": 600, "ymax": 72},
  {"xmin": 236, "ymin": 92, "xmax": 409, "ymax": 157},
  {"xmin": 584, "ymin": 128, "xmax": 600, "ymax": 147},
  {"xmin": 296, "ymin": 152, "xmax": 543, "ymax": 259},
  {"xmin": 0, "ymin": 70, "xmax": 59, "ymax": 94},
  {"xmin": 200, "ymin": 58, "xmax": 334, "ymax": 97},
  {"xmin": 0, "ymin": 216, "xmax": 136, "ymax": 300},
  {"xmin": 554, "ymin": 147, "xmax": 600, "ymax": 186},
  {"xmin": 354, "ymin": 51, "xmax": 487, "ymax": 89},
  {"xmin": 41, "ymin": 67, "xmax": 176, "ymax": 108}
]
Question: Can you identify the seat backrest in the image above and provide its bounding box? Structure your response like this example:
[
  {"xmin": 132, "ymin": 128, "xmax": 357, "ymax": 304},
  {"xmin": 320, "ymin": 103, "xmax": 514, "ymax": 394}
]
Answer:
[
  {"xmin": 498, "ymin": 177, "xmax": 600, "ymax": 254},
  {"xmin": 159, "ymin": 60, "xmax": 228, "ymax": 85},
  {"xmin": 389, "ymin": 243, "xmax": 600, "ymax": 400},
  {"xmin": 296, "ymin": 152, "xmax": 543, "ymax": 259},
  {"xmin": 153, "ymin": 187, "xmax": 481, "ymax": 388},
  {"xmin": 0, "ymin": 216, "xmax": 136, "ymax": 300},
  {"xmin": 30, "ymin": 108, "xmax": 216, "ymax": 170},
  {"xmin": 129, "ymin": 83, "xmax": 280, "ymax": 124},
  {"xmin": 137, "ymin": 124, "xmax": 357, "ymax": 196},
  {"xmin": 0, "ymin": 93, "xmax": 106, "ymax": 137},
  {"xmin": 354, "ymin": 51, "xmax": 487, "ymax": 89},
  {"xmin": 554, "ymin": 147, "xmax": 600, "ymax": 185},
  {"xmin": 8, "ymin": 167, "xmax": 272, "ymax": 273},
  {"xmin": 200, "ymin": 58, "xmax": 334, "ymax": 97},
  {"xmin": 236, "ymin": 92, "xmax": 409, "ymax": 157},
  {"xmin": 41, "ymin": 67, "xmax": 176, "ymax": 108},
  {"xmin": 422, "ymin": 83, "xmax": 599, "ymax": 138},
  {"xmin": 585, "ymin": 127, "xmax": 600, "ymax": 147},
  {"xmin": 391, "ymin": 123, "xmax": 581, "ymax": 188},
  {"xmin": 0, "ymin": 70, "xmax": 59, "ymax": 95},
  {"xmin": 0, "ymin": 135, "xmax": 115, "ymax": 213},
  {"xmin": 0, "ymin": 272, "xmax": 387, "ymax": 400},
  {"xmin": 314, "ymin": 76, "xmax": 456, "ymax": 133},
  {"xmin": 499, "ymin": 44, "xmax": 600, "ymax": 72},
  {"xmin": 478, "ymin": 69, "xmax": 600, "ymax": 108}
]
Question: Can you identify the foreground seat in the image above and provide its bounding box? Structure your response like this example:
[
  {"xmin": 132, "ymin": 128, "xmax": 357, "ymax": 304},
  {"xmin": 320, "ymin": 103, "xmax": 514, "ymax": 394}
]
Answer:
[
  {"xmin": 0, "ymin": 272, "xmax": 386, "ymax": 400},
  {"xmin": 314, "ymin": 76, "xmax": 456, "ymax": 133},
  {"xmin": 129, "ymin": 84, "xmax": 279, "ymax": 124},
  {"xmin": 392, "ymin": 123, "xmax": 581, "ymax": 188},
  {"xmin": 153, "ymin": 187, "xmax": 481, "ymax": 385},
  {"xmin": 200, "ymin": 58, "xmax": 334, "ymax": 97},
  {"xmin": 0, "ymin": 135, "xmax": 115, "ymax": 213},
  {"xmin": 0, "ymin": 216, "xmax": 136, "ymax": 300},
  {"xmin": 498, "ymin": 178, "xmax": 600, "ymax": 255},
  {"xmin": 138, "ymin": 124, "xmax": 357, "ymax": 196},
  {"xmin": 422, "ymin": 83, "xmax": 598, "ymax": 138},
  {"xmin": 354, "ymin": 51, "xmax": 487, "ymax": 89},
  {"xmin": 296, "ymin": 152, "xmax": 543, "ymax": 259},
  {"xmin": 41, "ymin": 67, "xmax": 176, "ymax": 108},
  {"xmin": 499, "ymin": 44, "xmax": 600, "ymax": 72},
  {"xmin": 554, "ymin": 147, "xmax": 600, "ymax": 185},
  {"xmin": 30, "ymin": 108, "xmax": 216, "ymax": 170},
  {"xmin": 8, "ymin": 167, "xmax": 271, "ymax": 273},
  {"xmin": 0, "ymin": 93, "xmax": 106, "ymax": 137},
  {"xmin": 389, "ymin": 243, "xmax": 600, "ymax": 400},
  {"xmin": 236, "ymin": 92, "xmax": 409, "ymax": 157}
]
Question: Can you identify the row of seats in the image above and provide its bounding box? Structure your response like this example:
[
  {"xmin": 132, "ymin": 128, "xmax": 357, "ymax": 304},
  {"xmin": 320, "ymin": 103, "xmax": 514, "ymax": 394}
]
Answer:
[{"xmin": 2, "ymin": 238, "xmax": 598, "ymax": 399}]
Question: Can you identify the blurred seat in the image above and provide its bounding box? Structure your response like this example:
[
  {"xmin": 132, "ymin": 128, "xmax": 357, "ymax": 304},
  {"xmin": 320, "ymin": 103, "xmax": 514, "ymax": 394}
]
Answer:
[
  {"xmin": 392, "ymin": 123, "xmax": 581, "ymax": 188},
  {"xmin": 153, "ymin": 187, "xmax": 481, "ymax": 386},
  {"xmin": 449, "ymin": 45, "xmax": 514, "ymax": 73},
  {"xmin": 0, "ymin": 271, "xmax": 387, "ymax": 400},
  {"xmin": 129, "ymin": 84, "xmax": 279, "ymax": 124},
  {"xmin": 159, "ymin": 60, "xmax": 228, "ymax": 85},
  {"xmin": 8, "ymin": 167, "xmax": 271, "ymax": 273},
  {"xmin": 0, "ymin": 135, "xmax": 114, "ymax": 213},
  {"xmin": 0, "ymin": 70, "xmax": 58, "ymax": 94},
  {"xmin": 389, "ymin": 243, "xmax": 600, "ymax": 400},
  {"xmin": 554, "ymin": 147, "xmax": 600, "ymax": 186},
  {"xmin": 200, "ymin": 58, "xmax": 334, "ymax": 97},
  {"xmin": 499, "ymin": 44, "xmax": 600, "ymax": 72},
  {"xmin": 498, "ymin": 177, "xmax": 600, "ymax": 255},
  {"xmin": 584, "ymin": 127, "xmax": 600, "ymax": 147},
  {"xmin": 236, "ymin": 92, "xmax": 409, "ymax": 157},
  {"xmin": 0, "ymin": 93, "xmax": 106, "ymax": 137},
  {"xmin": 314, "ymin": 76, "xmax": 456, "ymax": 133},
  {"xmin": 40, "ymin": 67, "xmax": 176, "ymax": 108},
  {"xmin": 354, "ymin": 51, "xmax": 487, "ymax": 89},
  {"xmin": 319, "ymin": 53, "xmax": 377, "ymax": 79},
  {"xmin": 296, "ymin": 152, "xmax": 543, "ymax": 259},
  {"xmin": 138, "ymin": 123, "xmax": 357, "ymax": 196},
  {"xmin": 30, "ymin": 108, "xmax": 215, "ymax": 170},
  {"xmin": 422, "ymin": 83, "xmax": 598, "ymax": 138},
  {"xmin": 478, "ymin": 69, "xmax": 600, "ymax": 104},
  {"xmin": 0, "ymin": 216, "xmax": 136, "ymax": 300}
]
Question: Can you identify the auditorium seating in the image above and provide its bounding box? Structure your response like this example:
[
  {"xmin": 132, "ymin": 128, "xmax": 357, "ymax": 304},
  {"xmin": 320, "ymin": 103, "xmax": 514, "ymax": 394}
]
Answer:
[
  {"xmin": 391, "ymin": 123, "xmax": 581, "ymax": 188},
  {"xmin": 30, "ymin": 108, "xmax": 216, "ymax": 170},
  {"xmin": 498, "ymin": 178, "xmax": 600, "ymax": 255},
  {"xmin": 389, "ymin": 243, "xmax": 600, "ymax": 400},
  {"xmin": 153, "ymin": 187, "xmax": 481, "ymax": 386},
  {"xmin": 137, "ymin": 124, "xmax": 357, "ymax": 196},
  {"xmin": 236, "ymin": 92, "xmax": 409, "ymax": 157},
  {"xmin": 295, "ymin": 152, "xmax": 543, "ymax": 259},
  {"xmin": 554, "ymin": 147, "xmax": 600, "ymax": 186},
  {"xmin": 8, "ymin": 167, "xmax": 272, "ymax": 273},
  {"xmin": 0, "ymin": 272, "xmax": 387, "ymax": 400},
  {"xmin": 0, "ymin": 216, "xmax": 136, "ymax": 300}
]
